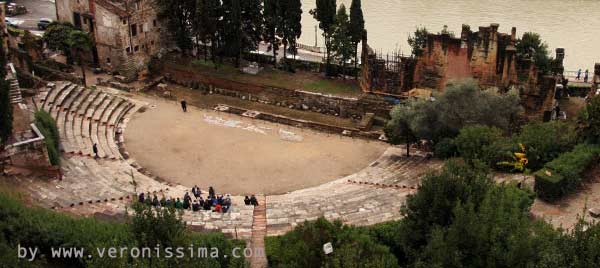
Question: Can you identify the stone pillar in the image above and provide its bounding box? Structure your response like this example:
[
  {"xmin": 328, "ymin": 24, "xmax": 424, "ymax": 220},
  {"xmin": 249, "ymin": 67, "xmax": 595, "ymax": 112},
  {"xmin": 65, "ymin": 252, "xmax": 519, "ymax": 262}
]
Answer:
[
  {"xmin": 554, "ymin": 48, "xmax": 565, "ymax": 75},
  {"xmin": 460, "ymin": 24, "xmax": 471, "ymax": 49}
]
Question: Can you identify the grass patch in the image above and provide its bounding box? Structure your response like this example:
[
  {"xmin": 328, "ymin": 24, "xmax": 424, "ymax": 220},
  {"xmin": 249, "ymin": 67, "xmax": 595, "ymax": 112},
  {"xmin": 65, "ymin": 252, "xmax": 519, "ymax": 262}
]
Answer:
[{"xmin": 173, "ymin": 59, "xmax": 362, "ymax": 97}]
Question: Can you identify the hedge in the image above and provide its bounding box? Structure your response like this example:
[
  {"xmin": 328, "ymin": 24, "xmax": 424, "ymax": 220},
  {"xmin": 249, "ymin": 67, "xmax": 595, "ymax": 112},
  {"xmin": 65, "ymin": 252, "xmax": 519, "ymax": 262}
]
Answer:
[
  {"xmin": 0, "ymin": 190, "xmax": 245, "ymax": 268},
  {"xmin": 34, "ymin": 110, "xmax": 61, "ymax": 165},
  {"xmin": 534, "ymin": 144, "xmax": 600, "ymax": 201}
]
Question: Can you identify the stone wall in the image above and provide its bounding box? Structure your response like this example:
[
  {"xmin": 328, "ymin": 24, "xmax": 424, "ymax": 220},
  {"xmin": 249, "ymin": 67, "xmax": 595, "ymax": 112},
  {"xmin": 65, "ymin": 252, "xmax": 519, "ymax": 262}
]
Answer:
[
  {"xmin": 215, "ymin": 104, "xmax": 383, "ymax": 140},
  {"xmin": 2, "ymin": 124, "xmax": 51, "ymax": 169},
  {"xmin": 520, "ymin": 75, "xmax": 558, "ymax": 117},
  {"xmin": 33, "ymin": 63, "xmax": 83, "ymax": 85},
  {"xmin": 163, "ymin": 62, "xmax": 394, "ymax": 120},
  {"xmin": 414, "ymin": 24, "xmax": 519, "ymax": 91}
]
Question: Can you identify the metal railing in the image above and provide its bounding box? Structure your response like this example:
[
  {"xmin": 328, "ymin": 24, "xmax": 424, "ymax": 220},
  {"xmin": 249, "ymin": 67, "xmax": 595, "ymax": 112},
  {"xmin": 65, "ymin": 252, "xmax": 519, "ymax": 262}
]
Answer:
[{"xmin": 564, "ymin": 70, "xmax": 592, "ymax": 82}]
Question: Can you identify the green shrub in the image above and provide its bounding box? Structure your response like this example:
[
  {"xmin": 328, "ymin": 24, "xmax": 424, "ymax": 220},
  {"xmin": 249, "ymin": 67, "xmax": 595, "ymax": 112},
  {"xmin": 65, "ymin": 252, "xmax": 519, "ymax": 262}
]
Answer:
[
  {"xmin": 518, "ymin": 121, "xmax": 577, "ymax": 170},
  {"xmin": 434, "ymin": 138, "xmax": 458, "ymax": 159},
  {"xmin": 486, "ymin": 136, "xmax": 521, "ymax": 171},
  {"xmin": 534, "ymin": 144, "xmax": 600, "ymax": 200},
  {"xmin": 454, "ymin": 125, "xmax": 503, "ymax": 165},
  {"xmin": 34, "ymin": 110, "xmax": 60, "ymax": 165},
  {"xmin": 266, "ymin": 217, "xmax": 398, "ymax": 268},
  {"xmin": 0, "ymin": 190, "xmax": 244, "ymax": 268}
]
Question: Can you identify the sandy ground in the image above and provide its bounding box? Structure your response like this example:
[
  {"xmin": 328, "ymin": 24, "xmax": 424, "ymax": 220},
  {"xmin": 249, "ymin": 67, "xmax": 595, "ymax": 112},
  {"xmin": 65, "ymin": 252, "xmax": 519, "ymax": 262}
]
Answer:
[{"xmin": 124, "ymin": 95, "xmax": 387, "ymax": 195}]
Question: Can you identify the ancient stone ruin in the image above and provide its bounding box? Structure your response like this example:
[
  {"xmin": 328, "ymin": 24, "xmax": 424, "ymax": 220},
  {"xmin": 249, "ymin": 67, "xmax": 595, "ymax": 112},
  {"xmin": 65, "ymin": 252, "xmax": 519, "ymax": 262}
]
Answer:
[{"xmin": 360, "ymin": 23, "xmax": 565, "ymax": 116}]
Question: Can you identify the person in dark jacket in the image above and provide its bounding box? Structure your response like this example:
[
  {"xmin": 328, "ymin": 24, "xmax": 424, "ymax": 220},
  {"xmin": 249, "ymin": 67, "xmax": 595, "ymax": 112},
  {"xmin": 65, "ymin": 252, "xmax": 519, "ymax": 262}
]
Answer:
[
  {"xmin": 244, "ymin": 196, "xmax": 251, "ymax": 205},
  {"xmin": 92, "ymin": 143, "xmax": 99, "ymax": 158},
  {"xmin": 180, "ymin": 100, "xmax": 187, "ymax": 112}
]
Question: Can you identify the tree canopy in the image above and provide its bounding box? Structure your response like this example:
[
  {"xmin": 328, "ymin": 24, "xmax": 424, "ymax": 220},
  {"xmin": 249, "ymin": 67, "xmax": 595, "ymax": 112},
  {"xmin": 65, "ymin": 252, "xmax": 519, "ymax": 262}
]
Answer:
[
  {"xmin": 386, "ymin": 80, "xmax": 522, "ymax": 144},
  {"xmin": 516, "ymin": 32, "xmax": 553, "ymax": 75},
  {"xmin": 311, "ymin": 0, "xmax": 337, "ymax": 75}
]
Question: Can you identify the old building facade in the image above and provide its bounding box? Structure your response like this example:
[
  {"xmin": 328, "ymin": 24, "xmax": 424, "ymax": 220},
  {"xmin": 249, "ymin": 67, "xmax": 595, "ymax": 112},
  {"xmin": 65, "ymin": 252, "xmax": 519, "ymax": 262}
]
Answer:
[{"xmin": 55, "ymin": 0, "xmax": 162, "ymax": 79}]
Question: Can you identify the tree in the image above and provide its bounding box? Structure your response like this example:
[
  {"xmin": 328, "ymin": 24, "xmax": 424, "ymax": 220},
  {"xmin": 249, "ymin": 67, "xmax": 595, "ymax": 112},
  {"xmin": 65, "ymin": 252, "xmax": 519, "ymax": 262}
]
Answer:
[
  {"xmin": 155, "ymin": 0, "xmax": 195, "ymax": 52},
  {"xmin": 266, "ymin": 217, "xmax": 398, "ymax": 268},
  {"xmin": 516, "ymin": 32, "xmax": 553, "ymax": 75},
  {"xmin": 276, "ymin": 0, "xmax": 302, "ymax": 70},
  {"xmin": 579, "ymin": 95, "xmax": 600, "ymax": 144},
  {"xmin": 396, "ymin": 161, "xmax": 494, "ymax": 263},
  {"xmin": 282, "ymin": 0, "xmax": 302, "ymax": 69},
  {"xmin": 420, "ymin": 184, "xmax": 539, "ymax": 268},
  {"xmin": 0, "ymin": 30, "xmax": 12, "ymax": 145},
  {"xmin": 221, "ymin": 0, "xmax": 243, "ymax": 67},
  {"xmin": 407, "ymin": 27, "xmax": 428, "ymax": 57},
  {"xmin": 454, "ymin": 125, "xmax": 503, "ymax": 166},
  {"xmin": 67, "ymin": 30, "xmax": 93, "ymax": 87},
  {"xmin": 263, "ymin": 0, "xmax": 281, "ymax": 66},
  {"xmin": 331, "ymin": 4, "xmax": 353, "ymax": 76},
  {"xmin": 349, "ymin": 0, "xmax": 364, "ymax": 74},
  {"xmin": 43, "ymin": 22, "xmax": 76, "ymax": 64},
  {"xmin": 206, "ymin": 0, "xmax": 222, "ymax": 66},
  {"xmin": 310, "ymin": 0, "xmax": 337, "ymax": 76},
  {"xmin": 385, "ymin": 104, "xmax": 418, "ymax": 157},
  {"xmin": 517, "ymin": 121, "xmax": 577, "ymax": 170},
  {"xmin": 386, "ymin": 80, "xmax": 522, "ymax": 144},
  {"xmin": 240, "ymin": 0, "xmax": 263, "ymax": 60},
  {"xmin": 193, "ymin": 0, "xmax": 206, "ymax": 60}
]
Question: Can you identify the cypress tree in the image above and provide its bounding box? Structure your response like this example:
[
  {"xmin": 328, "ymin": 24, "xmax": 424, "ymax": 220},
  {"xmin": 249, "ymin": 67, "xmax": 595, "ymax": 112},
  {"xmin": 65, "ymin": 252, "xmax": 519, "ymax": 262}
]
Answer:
[
  {"xmin": 222, "ymin": 0, "xmax": 242, "ymax": 67},
  {"xmin": 241, "ymin": 0, "xmax": 263, "ymax": 57},
  {"xmin": 311, "ymin": 0, "xmax": 337, "ymax": 76},
  {"xmin": 331, "ymin": 4, "xmax": 353, "ymax": 76},
  {"xmin": 278, "ymin": 0, "xmax": 302, "ymax": 69},
  {"xmin": 263, "ymin": 0, "xmax": 281, "ymax": 66},
  {"xmin": 349, "ymin": 0, "xmax": 364, "ymax": 73},
  {"xmin": 0, "ymin": 30, "xmax": 12, "ymax": 145}
]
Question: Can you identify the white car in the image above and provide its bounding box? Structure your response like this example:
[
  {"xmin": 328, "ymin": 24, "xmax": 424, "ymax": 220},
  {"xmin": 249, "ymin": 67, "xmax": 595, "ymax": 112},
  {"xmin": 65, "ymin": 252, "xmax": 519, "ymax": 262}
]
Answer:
[{"xmin": 5, "ymin": 18, "xmax": 18, "ymax": 28}]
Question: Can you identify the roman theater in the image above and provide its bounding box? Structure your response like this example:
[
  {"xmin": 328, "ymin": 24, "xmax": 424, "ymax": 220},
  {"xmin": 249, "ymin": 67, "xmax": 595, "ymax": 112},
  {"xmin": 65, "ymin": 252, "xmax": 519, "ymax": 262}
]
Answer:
[{"xmin": 7, "ymin": 80, "xmax": 442, "ymax": 239}]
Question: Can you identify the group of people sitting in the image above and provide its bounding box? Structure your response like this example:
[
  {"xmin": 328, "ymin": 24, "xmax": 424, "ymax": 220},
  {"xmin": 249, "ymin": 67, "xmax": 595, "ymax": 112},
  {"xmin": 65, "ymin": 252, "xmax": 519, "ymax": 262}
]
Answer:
[{"xmin": 137, "ymin": 185, "xmax": 259, "ymax": 213}]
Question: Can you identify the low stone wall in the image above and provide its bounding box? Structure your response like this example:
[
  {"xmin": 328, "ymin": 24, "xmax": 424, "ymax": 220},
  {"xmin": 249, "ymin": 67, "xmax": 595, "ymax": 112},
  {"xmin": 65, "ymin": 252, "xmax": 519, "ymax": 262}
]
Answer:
[
  {"xmin": 215, "ymin": 104, "xmax": 384, "ymax": 141},
  {"xmin": 162, "ymin": 63, "xmax": 393, "ymax": 120},
  {"xmin": 33, "ymin": 64, "xmax": 83, "ymax": 85}
]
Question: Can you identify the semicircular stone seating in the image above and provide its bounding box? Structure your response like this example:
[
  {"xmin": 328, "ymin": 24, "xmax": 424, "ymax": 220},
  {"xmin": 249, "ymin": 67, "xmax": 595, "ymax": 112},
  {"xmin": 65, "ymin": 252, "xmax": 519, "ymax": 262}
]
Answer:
[
  {"xmin": 26, "ymin": 81, "xmax": 444, "ymax": 239},
  {"xmin": 266, "ymin": 147, "xmax": 444, "ymax": 236},
  {"xmin": 29, "ymin": 81, "xmax": 254, "ymax": 238}
]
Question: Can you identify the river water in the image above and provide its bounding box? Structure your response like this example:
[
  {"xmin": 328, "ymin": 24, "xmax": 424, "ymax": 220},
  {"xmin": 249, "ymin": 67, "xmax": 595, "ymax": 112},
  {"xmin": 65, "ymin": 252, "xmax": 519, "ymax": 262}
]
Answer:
[{"xmin": 299, "ymin": 0, "xmax": 600, "ymax": 71}]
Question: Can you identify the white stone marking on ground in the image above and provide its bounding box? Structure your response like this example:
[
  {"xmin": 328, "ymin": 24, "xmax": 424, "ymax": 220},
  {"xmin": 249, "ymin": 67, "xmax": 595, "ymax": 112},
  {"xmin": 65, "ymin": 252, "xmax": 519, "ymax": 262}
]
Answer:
[
  {"xmin": 278, "ymin": 129, "xmax": 303, "ymax": 142},
  {"xmin": 202, "ymin": 114, "xmax": 270, "ymax": 135}
]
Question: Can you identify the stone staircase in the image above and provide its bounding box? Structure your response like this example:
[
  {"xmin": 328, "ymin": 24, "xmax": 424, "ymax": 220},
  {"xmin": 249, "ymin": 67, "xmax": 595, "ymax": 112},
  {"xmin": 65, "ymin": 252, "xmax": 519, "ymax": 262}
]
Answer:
[
  {"xmin": 249, "ymin": 196, "xmax": 268, "ymax": 268},
  {"xmin": 6, "ymin": 64, "xmax": 22, "ymax": 104}
]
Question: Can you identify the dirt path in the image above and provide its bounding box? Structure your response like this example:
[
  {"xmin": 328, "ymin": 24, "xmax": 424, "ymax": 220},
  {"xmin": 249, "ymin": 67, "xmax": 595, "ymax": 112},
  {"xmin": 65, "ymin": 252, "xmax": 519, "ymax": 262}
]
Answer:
[{"xmin": 124, "ymin": 95, "xmax": 387, "ymax": 195}]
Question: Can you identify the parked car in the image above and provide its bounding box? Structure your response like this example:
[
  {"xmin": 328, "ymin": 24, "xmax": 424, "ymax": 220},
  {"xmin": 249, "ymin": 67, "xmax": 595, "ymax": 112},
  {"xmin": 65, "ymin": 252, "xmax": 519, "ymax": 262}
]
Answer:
[
  {"xmin": 37, "ymin": 18, "xmax": 53, "ymax": 30},
  {"xmin": 6, "ymin": 3, "xmax": 27, "ymax": 17},
  {"xmin": 5, "ymin": 18, "xmax": 18, "ymax": 28}
]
